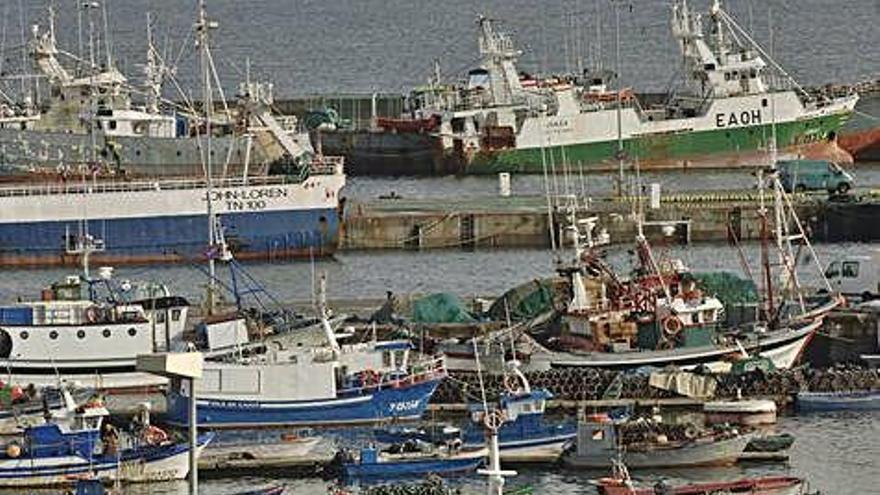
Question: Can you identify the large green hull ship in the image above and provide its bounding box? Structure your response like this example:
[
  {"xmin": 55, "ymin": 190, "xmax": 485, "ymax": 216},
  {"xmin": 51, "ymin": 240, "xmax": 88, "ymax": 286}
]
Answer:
[{"xmin": 319, "ymin": 0, "xmax": 858, "ymax": 176}]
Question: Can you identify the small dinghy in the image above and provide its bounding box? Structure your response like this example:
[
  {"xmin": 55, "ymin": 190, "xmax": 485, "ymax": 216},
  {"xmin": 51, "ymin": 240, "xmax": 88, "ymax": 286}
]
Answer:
[
  {"xmin": 333, "ymin": 442, "xmax": 486, "ymax": 480},
  {"xmin": 796, "ymin": 390, "xmax": 880, "ymax": 412},
  {"xmin": 233, "ymin": 486, "xmax": 287, "ymax": 495},
  {"xmin": 0, "ymin": 389, "xmax": 212, "ymax": 487}
]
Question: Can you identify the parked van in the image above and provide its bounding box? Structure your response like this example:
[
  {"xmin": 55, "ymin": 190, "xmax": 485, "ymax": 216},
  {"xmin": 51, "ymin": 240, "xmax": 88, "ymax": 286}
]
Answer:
[
  {"xmin": 824, "ymin": 250, "xmax": 879, "ymax": 300},
  {"xmin": 777, "ymin": 159, "xmax": 854, "ymax": 194}
]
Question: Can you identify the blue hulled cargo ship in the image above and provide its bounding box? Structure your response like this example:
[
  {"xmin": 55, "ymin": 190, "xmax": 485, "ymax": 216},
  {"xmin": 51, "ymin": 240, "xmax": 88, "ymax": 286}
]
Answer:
[{"xmin": 0, "ymin": 161, "xmax": 345, "ymax": 266}]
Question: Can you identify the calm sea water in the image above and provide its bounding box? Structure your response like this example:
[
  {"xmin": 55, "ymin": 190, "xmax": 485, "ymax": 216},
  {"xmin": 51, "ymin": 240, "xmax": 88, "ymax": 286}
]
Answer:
[
  {"xmin": 1, "ymin": 242, "xmax": 877, "ymax": 306},
  {"xmin": 5, "ymin": 0, "xmax": 878, "ymax": 98},
  {"xmin": 4, "ymin": 412, "xmax": 876, "ymax": 494}
]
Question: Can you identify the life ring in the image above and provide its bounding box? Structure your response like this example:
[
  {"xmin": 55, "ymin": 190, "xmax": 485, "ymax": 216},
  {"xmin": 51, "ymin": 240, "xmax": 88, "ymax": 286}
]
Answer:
[
  {"xmin": 144, "ymin": 425, "xmax": 168, "ymax": 445},
  {"xmin": 662, "ymin": 316, "xmax": 683, "ymax": 337},
  {"xmin": 503, "ymin": 374, "xmax": 522, "ymax": 394},
  {"xmin": 85, "ymin": 307, "xmax": 99, "ymax": 323},
  {"xmin": 5, "ymin": 442, "xmax": 20, "ymax": 458},
  {"xmin": 483, "ymin": 409, "xmax": 506, "ymax": 431},
  {"xmin": 362, "ymin": 369, "xmax": 380, "ymax": 388}
]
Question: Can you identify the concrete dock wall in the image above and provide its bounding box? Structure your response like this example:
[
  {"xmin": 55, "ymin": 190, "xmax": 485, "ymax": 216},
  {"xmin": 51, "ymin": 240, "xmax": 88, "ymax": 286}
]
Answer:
[{"xmin": 341, "ymin": 194, "xmax": 880, "ymax": 251}]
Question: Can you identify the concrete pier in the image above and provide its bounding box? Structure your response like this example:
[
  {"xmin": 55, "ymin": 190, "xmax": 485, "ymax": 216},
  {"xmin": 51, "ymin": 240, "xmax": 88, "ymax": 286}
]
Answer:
[{"xmin": 341, "ymin": 191, "xmax": 880, "ymax": 251}]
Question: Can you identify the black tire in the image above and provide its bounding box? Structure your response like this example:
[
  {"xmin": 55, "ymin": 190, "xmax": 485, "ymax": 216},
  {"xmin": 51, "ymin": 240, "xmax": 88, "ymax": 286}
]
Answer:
[
  {"xmin": 862, "ymin": 292, "xmax": 874, "ymax": 302},
  {"xmin": 836, "ymin": 182, "xmax": 851, "ymax": 194}
]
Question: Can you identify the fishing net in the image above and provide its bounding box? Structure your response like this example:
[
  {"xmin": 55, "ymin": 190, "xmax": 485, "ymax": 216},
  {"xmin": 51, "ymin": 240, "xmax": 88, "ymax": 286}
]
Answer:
[{"xmin": 693, "ymin": 271, "xmax": 758, "ymax": 304}]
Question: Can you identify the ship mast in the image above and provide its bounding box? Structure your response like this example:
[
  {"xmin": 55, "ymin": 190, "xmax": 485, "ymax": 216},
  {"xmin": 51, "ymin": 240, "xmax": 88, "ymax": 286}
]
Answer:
[{"xmin": 196, "ymin": 0, "xmax": 218, "ymax": 312}]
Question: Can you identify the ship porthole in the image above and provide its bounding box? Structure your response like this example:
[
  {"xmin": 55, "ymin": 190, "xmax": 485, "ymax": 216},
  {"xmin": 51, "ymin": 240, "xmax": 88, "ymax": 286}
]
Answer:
[
  {"xmin": 19, "ymin": 331, "xmax": 28, "ymax": 340},
  {"xmin": 49, "ymin": 331, "xmax": 59, "ymax": 340},
  {"xmin": 128, "ymin": 328, "xmax": 137, "ymax": 337},
  {"xmin": 76, "ymin": 330, "xmax": 86, "ymax": 340},
  {"xmin": 102, "ymin": 329, "xmax": 111, "ymax": 338}
]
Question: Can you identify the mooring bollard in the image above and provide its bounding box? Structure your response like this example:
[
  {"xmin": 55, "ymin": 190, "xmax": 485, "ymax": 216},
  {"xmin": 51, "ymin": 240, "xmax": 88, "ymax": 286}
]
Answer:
[{"xmin": 498, "ymin": 172, "xmax": 511, "ymax": 197}]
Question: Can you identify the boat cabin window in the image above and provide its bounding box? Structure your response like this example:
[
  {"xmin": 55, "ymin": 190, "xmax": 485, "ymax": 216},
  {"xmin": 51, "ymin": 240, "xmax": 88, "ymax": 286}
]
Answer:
[
  {"xmin": 172, "ymin": 309, "xmax": 182, "ymax": 322},
  {"xmin": 108, "ymin": 120, "xmax": 117, "ymax": 130},
  {"xmin": 591, "ymin": 429, "xmax": 604, "ymax": 441},
  {"xmin": 394, "ymin": 350, "xmax": 407, "ymax": 369},
  {"xmin": 383, "ymin": 351, "xmax": 392, "ymax": 368},
  {"xmin": 842, "ymin": 261, "xmax": 860, "ymax": 278},
  {"xmin": 825, "ymin": 261, "xmax": 841, "ymax": 278},
  {"xmin": 156, "ymin": 312, "xmax": 166, "ymax": 324}
]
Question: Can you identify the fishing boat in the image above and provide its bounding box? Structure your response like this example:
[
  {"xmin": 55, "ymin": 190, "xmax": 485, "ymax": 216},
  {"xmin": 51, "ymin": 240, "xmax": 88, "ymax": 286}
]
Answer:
[
  {"xmin": 317, "ymin": 1, "xmax": 857, "ymax": 176},
  {"xmin": 594, "ymin": 459, "xmax": 809, "ymax": 494},
  {"xmin": 165, "ymin": 329, "xmax": 447, "ymax": 428},
  {"xmin": 0, "ymin": 4, "xmax": 346, "ymax": 268},
  {"xmin": 461, "ymin": 362, "xmax": 576, "ymax": 462},
  {"xmin": 796, "ymin": 390, "xmax": 880, "ymax": 412},
  {"xmin": 0, "ymin": 258, "xmax": 191, "ymax": 389},
  {"xmin": 0, "ymin": 5, "xmax": 318, "ymax": 181},
  {"xmin": 333, "ymin": 443, "xmax": 486, "ymax": 480},
  {"xmin": 562, "ymin": 413, "xmax": 753, "ymax": 469},
  {"xmin": 0, "ymin": 389, "xmax": 211, "ymax": 487}
]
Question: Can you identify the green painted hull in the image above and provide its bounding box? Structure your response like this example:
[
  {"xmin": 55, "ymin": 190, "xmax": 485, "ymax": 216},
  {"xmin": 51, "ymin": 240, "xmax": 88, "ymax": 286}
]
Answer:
[{"xmin": 465, "ymin": 112, "xmax": 852, "ymax": 174}]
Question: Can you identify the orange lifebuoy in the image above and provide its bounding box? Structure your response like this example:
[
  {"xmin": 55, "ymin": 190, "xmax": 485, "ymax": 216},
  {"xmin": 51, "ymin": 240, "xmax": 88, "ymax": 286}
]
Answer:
[
  {"xmin": 144, "ymin": 425, "xmax": 168, "ymax": 445},
  {"xmin": 662, "ymin": 316, "xmax": 683, "ymax": 337}
]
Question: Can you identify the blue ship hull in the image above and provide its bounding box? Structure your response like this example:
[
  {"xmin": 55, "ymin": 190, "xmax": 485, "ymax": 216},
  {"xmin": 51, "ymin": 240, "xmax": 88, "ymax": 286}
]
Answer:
[
  {"xmin": 342, "ymin": 452, "xmax": 484, "ymax": 479},
  {"xmin": 0, "ymin": 207, "xmax": 339, "ymax": 266},
  {"xmin": 797, "ymin": 390, "xmax": 880, "ymax": 412},
  {"xmin": 463, "ymin": 415, "xmax": 576, "ymax": 454},
  {"xmin": 165, "ymin": 378, "xmax": 442, "ymax": 428},
  {"xmin": 0, "ymin": 433, "xmax": 212, "ymax": 487}
]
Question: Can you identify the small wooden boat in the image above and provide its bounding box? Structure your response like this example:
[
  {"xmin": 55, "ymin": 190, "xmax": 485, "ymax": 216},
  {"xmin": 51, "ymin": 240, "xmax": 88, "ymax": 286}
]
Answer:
[
  {"xmin": 704, "ymin": 398, "xmax": 777, "ymax": 426},
  {"xmin": 335, "ymin": 444, "xmax": 486, "ymax": 479},
  {"xmin": 233, "ymin": 486, "xmax": 286, "ymax": 495},
  {"xmin": 597, "ymin": 474, "xmax": 808, "ymax": 494},
  {"xmin": 563, "ymin": 414, "xmax": 752, "ymax": 469},
  {"xmin": 796, "ymin": 390, "xmax": 880, "ymax": 412},
  {"xmin": 594, "ymin": 459, "xmax": 809, "ymax": 494}
]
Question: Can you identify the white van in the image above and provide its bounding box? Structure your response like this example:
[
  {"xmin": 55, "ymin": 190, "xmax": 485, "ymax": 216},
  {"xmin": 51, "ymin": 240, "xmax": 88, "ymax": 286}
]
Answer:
[{"xmin": 824, "ymin": 250, "xmax": 879, "ymax": 300}]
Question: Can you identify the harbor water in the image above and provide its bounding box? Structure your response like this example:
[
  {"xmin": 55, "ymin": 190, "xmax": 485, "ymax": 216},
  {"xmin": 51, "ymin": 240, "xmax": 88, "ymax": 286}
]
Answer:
[{"xmin": 2, "ymin": 411, "xmax": 876, "ymax": 494}]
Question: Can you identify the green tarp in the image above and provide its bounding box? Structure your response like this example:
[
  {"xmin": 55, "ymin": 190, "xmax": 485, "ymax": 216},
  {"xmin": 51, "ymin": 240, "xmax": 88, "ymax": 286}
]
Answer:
[
  {"xmin": 488, "ymin": 278, "xmax": 558, "ymax": 322},
  {"xmin": 411, "ymin": 293, "xmax": 476, "ymax": 324}
]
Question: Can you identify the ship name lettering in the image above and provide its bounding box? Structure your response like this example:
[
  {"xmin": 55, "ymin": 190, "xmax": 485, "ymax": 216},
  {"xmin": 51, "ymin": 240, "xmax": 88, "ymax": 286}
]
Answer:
[
  {"xmin": 388, "ymin": 399, "xmax": 421, "ymax": 413},
  {"xmin": 715, "ymin": 109, "xmax": 761, "ymax": 128},
  {"xmin": 205, "ymin": 187, "xmax": 289, "ymax": 203}
]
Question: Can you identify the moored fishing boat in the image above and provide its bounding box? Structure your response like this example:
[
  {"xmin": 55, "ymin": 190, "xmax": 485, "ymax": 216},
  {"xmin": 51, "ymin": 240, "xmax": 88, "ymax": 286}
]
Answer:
[
  {"xmin": 461, "ymin": 362, "xmax": 576, "ymax": 462},
  {"xmin": 594, "ymin": 459, "xmax": 809, "ymax": 494},
  {"xmin": 317, "ymin": 1, "xmax": 857, "ymax": 176},
  {"xmin": 165, "ymin": 333, "xmax": 447, "ymax": 428},
  {"xmin": 562, "ymin": 413, "xmax": 753, "ymax": 469},
  {"xmin": 796, "ymin": 389, "xmax": 880, "ymax": 412},
  {"xmin": 0, "ymin": 389, "xmax": 211, "ymax": 487},
  {"xmin": 333, "ymin": 443, "xmax": 487, "ymax": 480}
]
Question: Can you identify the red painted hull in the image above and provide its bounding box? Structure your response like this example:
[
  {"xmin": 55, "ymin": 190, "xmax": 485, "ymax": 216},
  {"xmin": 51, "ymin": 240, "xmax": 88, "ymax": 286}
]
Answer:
[{"xmin": 598, "ymin": 476, "xmax": 805, "ymax": 495}]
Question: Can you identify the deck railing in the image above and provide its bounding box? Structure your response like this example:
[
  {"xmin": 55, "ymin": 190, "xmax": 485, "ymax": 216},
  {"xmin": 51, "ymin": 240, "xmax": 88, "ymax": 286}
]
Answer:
[{"xmin": 0, "ymin": 160, "xmax": 344, "ymax": 199}]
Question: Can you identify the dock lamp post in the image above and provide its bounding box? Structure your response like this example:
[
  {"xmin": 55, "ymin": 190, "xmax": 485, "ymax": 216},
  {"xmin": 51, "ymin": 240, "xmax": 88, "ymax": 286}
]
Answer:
[{"xmin": 136, "ymin": 352, "xmax": 203, "ymax": 495}]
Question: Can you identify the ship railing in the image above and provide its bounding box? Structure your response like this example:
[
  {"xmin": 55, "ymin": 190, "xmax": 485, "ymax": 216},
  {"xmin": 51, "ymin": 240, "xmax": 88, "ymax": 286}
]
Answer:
[
  {"xmin": 0, "ymin": 174, "xmax": 323, "ymax": 198},
  {"xmin": 347, "ymin": 355, "xmax": 447, "ymax": 394},
  {"xmin": 304, "ymin": 155, "xmax": 345, "ymax": 177}
]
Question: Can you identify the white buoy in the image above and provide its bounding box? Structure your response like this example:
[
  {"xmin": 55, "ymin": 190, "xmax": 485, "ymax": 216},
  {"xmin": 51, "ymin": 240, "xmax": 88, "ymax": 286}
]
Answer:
[
  {"xmin": 498, "ymin": 173, "xmax": 511, "ymax": 197},
  {"xmin": 650, "ymin": 183, "xmax": 661, "ymax": 209}
]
